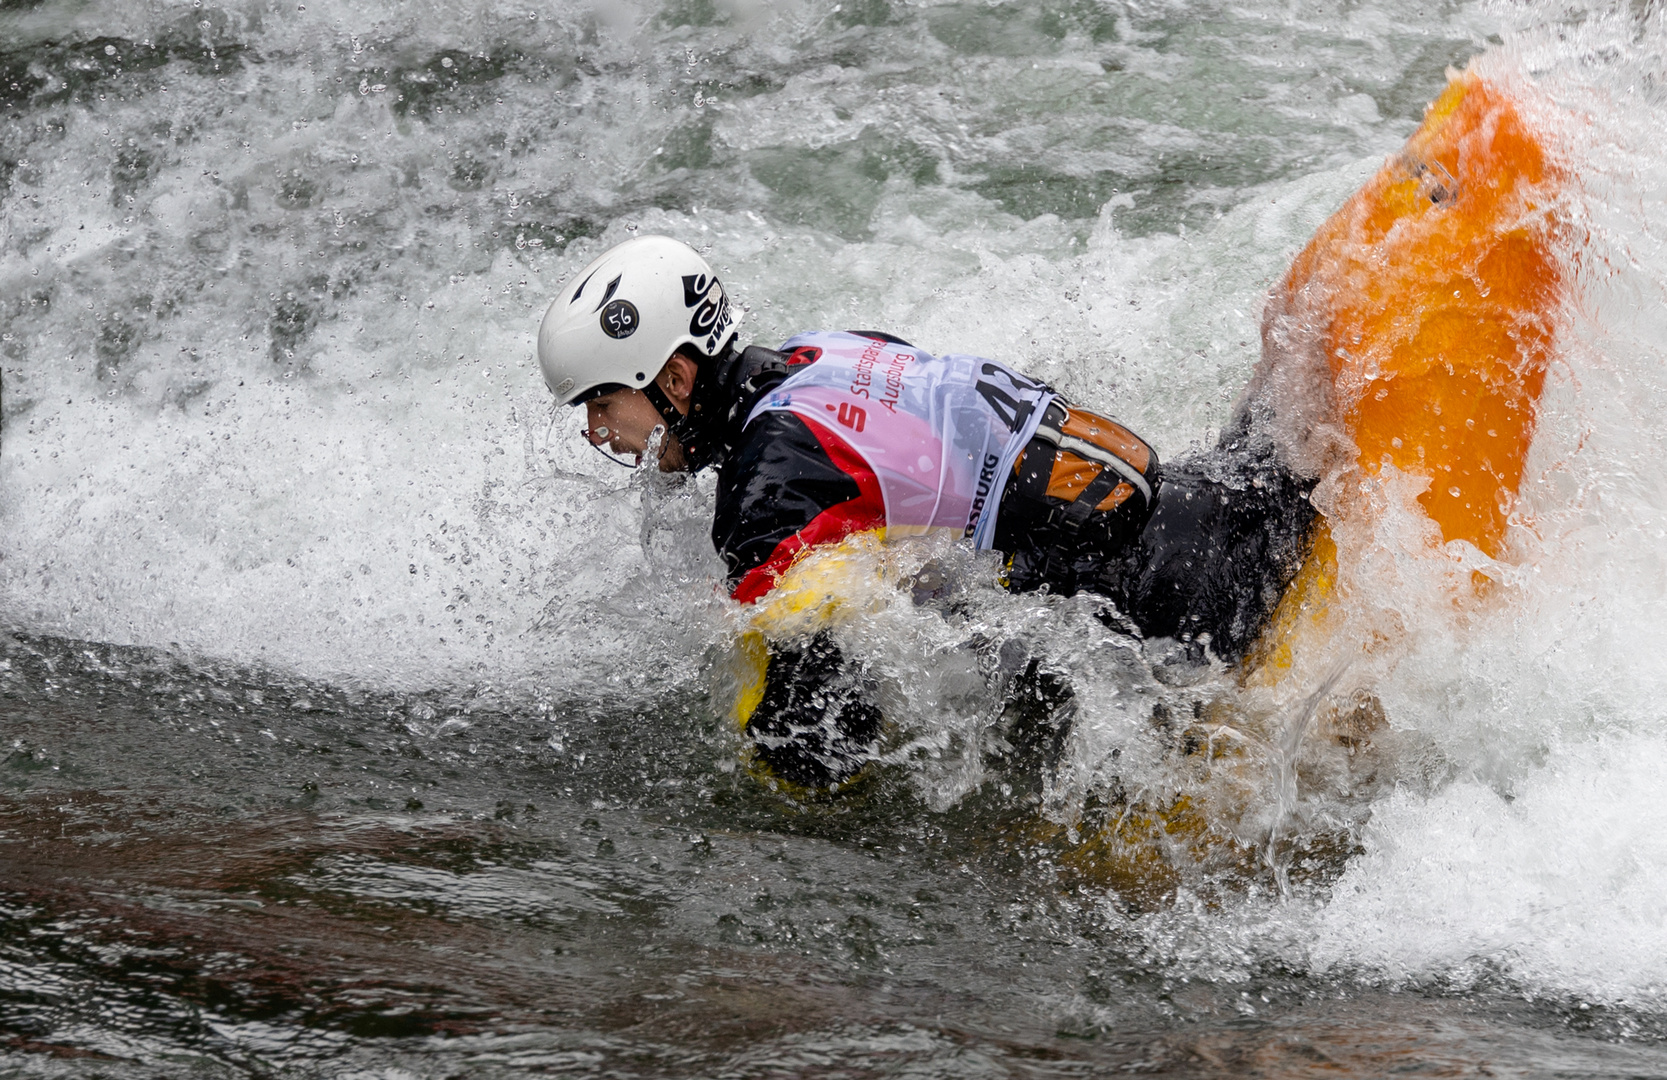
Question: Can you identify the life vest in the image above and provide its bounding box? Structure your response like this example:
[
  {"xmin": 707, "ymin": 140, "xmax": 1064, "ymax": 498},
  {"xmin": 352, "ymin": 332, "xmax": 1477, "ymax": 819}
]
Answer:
[{"xmin": 746, "ymin": 331, "xmax": 1057, "ymax": 549}]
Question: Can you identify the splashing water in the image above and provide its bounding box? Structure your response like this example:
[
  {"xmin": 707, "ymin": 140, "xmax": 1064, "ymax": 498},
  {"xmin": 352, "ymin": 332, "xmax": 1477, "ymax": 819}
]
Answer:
[{"xmin": 5, "ymin": 0, "xmax": 1667, "ymax": 1073}]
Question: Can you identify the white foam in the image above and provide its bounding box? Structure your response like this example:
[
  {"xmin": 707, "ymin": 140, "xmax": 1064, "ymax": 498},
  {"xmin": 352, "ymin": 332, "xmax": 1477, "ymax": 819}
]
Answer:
[{"xmin": 1308, "ymin": 741, "xmax": 1667, "ymax": 1005}]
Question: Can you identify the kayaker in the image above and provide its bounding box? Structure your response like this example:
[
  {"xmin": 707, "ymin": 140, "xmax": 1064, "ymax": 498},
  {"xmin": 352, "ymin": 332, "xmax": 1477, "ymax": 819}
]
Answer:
[{"xmin": 537, "ymin": 235, "xmax": 1315, "ymax": 784}]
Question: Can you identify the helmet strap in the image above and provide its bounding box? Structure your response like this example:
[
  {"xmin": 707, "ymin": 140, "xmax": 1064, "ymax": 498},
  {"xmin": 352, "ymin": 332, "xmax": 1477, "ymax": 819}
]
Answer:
[
  {"xmin": 641, "ymin": 343, "xmax": 757, "ymax": 471},
  {"xmin": 639, "ymin": 378, "xmax": 698, "ymax": 465},
  {"xmin": 639, "ymin": 377, "xmax": 677, "ymax": 424}
]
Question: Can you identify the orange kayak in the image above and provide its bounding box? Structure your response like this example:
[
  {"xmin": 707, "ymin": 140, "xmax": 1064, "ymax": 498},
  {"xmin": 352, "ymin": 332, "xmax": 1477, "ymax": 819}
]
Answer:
[
  {"xmin": 1244, "ymin": 71, "xmax": 1564, "ymax": 682},
  {"xmin": 1059, "ymin": 72, "xmax": 1566, "ymax": 900}
]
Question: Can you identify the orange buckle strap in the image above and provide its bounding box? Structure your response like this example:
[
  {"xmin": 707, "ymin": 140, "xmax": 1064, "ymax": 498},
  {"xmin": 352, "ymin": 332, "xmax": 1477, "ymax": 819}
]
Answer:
[{"xmin": 1016, "ymin": 403, "xmax": 1155, "ymax": 523}]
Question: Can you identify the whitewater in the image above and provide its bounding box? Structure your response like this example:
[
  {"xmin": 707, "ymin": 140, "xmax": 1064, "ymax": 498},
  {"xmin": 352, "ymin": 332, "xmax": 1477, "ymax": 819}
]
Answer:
[{"xmin": 3, "ymin": 0, "xmax": 1667, "ymax": 1074}]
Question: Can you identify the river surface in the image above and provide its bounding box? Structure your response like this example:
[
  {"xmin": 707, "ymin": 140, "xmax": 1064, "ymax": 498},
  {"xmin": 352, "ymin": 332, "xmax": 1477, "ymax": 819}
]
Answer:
[{"xmin": 4, "ymin": 0, "xmax": 1667, "ymax": 1076}]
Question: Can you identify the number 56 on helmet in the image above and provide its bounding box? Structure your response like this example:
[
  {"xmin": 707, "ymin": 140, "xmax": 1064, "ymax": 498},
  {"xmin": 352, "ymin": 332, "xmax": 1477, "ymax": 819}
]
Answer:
[{"xmin": 536, "ymin": 235, "xmax": 743, "ymax": 406}]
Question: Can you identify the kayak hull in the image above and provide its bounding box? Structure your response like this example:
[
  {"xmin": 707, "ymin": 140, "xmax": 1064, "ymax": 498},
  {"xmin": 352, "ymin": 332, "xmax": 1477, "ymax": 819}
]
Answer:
[{"xmin": 1245, "ymin": 72, "xmax": 1563, "ymax": 683}]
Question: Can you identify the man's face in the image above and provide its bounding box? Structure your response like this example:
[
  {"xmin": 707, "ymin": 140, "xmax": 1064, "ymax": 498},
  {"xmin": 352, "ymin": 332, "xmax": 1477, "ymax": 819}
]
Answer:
[{"xmin": 583, "ymin": 387, "xmax": 687, "ymax": 471}]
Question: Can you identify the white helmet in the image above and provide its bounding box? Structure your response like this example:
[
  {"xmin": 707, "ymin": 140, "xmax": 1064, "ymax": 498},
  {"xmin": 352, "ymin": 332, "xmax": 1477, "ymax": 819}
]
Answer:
[{"xmin": 537, "ymin": 235, "xmax": 742, "ymax": 406}]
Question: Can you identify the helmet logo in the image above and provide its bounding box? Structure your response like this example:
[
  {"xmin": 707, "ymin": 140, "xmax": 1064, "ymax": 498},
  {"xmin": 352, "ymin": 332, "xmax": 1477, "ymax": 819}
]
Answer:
[
  {"xmin": 599, "ymin": 299, "xmax": 640, "ymax": 339},
  {"xmin": 681, "ymin": 273, "xmax": 733, "ymax": 354}
]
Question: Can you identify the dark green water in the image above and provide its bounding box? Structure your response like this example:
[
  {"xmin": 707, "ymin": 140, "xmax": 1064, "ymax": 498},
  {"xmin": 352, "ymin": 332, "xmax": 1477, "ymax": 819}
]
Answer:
[{"xmin": 4, "ymin": 632, "xmax": 1667, "ymax": 1077}]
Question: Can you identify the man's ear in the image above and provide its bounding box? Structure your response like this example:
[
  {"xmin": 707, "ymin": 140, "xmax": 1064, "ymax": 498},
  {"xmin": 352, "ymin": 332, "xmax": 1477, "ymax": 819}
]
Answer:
[{"xmin": 657, "ymin": 352, "xmax": 700, "ymax": 414}]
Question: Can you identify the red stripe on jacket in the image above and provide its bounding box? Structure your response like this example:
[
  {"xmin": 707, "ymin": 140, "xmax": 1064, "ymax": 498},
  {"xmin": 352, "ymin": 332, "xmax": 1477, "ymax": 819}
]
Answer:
[{"xmin": 730, "ymin": 415, "xmax": 884, "ymax": 604}]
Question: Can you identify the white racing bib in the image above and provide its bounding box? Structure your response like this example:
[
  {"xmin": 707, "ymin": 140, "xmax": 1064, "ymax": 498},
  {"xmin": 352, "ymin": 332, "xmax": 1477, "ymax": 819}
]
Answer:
[{"xmin": 747, "ymin": 331, "xmax": 1057, "ymax": 548}]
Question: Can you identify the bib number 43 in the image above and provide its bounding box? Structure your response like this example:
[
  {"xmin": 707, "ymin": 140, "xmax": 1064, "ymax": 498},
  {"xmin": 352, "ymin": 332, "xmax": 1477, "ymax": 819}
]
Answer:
[{"xmin": 975, "ymin": 363, "xmax": 1046, "ymax": 432}]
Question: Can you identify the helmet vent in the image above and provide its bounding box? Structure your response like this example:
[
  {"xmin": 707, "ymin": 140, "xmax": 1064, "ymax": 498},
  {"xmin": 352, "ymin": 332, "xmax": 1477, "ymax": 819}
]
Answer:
[
  {"xmin": 593, "ymin": 274, "xmax": 623, "ymax": 313},
  {"xmin": 554, "ymin": 377, "xmax": 575, "ymax": 396},
  {"xmin": 569, "ymin": 269, "xmax": 597, "ymax": 305}
]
